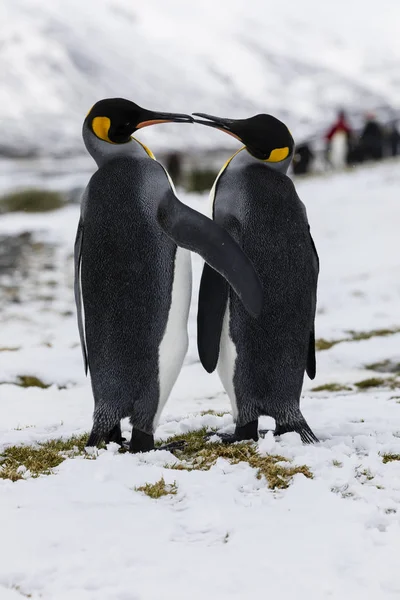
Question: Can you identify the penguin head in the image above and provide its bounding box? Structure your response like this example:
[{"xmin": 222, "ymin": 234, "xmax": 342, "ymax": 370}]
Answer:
[
  {"xmin": 85, "ymin": 98, "xmax": 193, "ymax": 144},
  {"xmin": 193, "ymin": 112, "xmax": 294, "ymax": 173}
]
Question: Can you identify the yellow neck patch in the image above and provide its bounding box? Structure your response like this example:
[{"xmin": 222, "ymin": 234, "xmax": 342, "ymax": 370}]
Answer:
[
  {"xmin": 92, "ymin": 116, "xmax": 115, "ymax": 144},
  {"xmin": 266, "ymin": 146, "xmax": 289, "ymax": 163},
  {"xmin": 132, "ymin": 136, "xmax": 156, "ymax": 160}
]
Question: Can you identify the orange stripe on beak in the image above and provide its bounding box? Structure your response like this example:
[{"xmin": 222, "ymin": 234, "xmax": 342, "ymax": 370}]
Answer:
[{"xmin": 136, "ymin": 119, "xmax": 172, "ymax": 129}]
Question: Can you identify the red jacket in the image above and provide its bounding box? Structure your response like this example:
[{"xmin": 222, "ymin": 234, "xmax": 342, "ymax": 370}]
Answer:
[{"xmin": 326, "ymin": 118, "xmax": 351, "ymax": 141}]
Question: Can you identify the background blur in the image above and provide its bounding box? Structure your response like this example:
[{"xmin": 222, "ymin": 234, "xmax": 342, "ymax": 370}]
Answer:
[{"xmin": 1, "ymin": 0, "xmax": 400, "ymax": 197}]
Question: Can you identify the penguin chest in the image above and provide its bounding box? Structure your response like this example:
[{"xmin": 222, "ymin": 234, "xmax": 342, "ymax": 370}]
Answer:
[
  {"xmin": 156, "ymin": 247, "xmax": 192, "ymax": 422},
  {"xmin": 217, "ymin": 299, "xmax": 239, "ymax": 420}
]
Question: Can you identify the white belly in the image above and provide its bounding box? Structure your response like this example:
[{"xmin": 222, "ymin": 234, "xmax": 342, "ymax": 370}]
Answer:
[
  {"xmin": 217, "ymin": 300, "xmax": 238, "ymax": 420},
  {"xmin": 330, "ymin": 132, "xmax": 347, "ymax": 169},
  {"xmin": 156, "ymin": 247, "xmax": 192, "ymax": 427}
]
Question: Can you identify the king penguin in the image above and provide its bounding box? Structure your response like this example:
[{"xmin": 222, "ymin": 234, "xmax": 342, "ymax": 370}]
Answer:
[
  {"xmin": 75, "ymin": 98, "xmax": 263, "ymax": 453},
  {"xmin": 194, "ymin": 112, "xmax": 319, "ymax": 444}
]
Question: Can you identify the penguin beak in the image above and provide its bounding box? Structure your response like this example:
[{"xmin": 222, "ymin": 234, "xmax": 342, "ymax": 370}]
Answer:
[
  {"xmin": 192, "ymin": 113, "xmax": 242, "ymax": 141},
  {"xmin": 136, "ymin": 110, "xmax": 193, "ymax": 129}
]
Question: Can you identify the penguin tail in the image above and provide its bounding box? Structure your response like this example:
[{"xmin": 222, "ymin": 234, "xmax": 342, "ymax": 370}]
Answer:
[
  {"xmin": 86, "ymin": 403, "xmax": 121, "ymax": 447},
  {"xmin": 274, "ymin": 410, "xmax": 319, "ymax": 444}
]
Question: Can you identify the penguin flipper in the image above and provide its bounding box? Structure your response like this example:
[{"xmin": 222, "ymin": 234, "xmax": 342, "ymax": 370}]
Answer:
[
  {"xmin": 307, "ymin": 228, "xmax": 319, "ymax": 380},
  {"xmin": 306, "ymin": 329, "xmax": 316, "ymax": 380},
  {"xmin": 74, "ymin": 218, "xmax": 88, "ymax": 375},
  {"xmin": 197, "ymin": 263, "xmax": 229, "ymax": 373},
  {"xmin": 157, "ymin": 190, "xmax": 262, "ymax": 318}
]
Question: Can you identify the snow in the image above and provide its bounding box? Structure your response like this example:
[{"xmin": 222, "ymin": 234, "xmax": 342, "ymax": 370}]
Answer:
[
  {"xmin": 2, "ymin": 0, "xmax": 400, "ymax": 156},
  {"xmin": 1, "ymin": 158, "xmax": 400, "ymax": 598}
]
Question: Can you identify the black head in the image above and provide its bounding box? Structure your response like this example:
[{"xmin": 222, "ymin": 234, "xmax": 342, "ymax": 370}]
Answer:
[
  {"xmin": 85, "ymin": 98, "xmax": 193, "ymax": 144},
  {"xmin": 193, "ymin": 112, "xmax": 294, "ymax": 163}
]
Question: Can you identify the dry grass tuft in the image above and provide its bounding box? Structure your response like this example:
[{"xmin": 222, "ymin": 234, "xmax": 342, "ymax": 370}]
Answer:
[
  {"xmin": 160, "ymin": 428, "xmax": 312, "ymax": 489},
  {"xmin": 0, "ymin": 434, "xmax": 90, "ymax": 481},
  {"xmin": 135, "ymin": 477, "xmax": 178, "ymax": 499},
  {"xmin": 382, "ymin": 454, "xmax": 400, "ymax": 464},
  {"xmin": 312, "ymin": 383, "xmax": 352, "ymax": 392}
]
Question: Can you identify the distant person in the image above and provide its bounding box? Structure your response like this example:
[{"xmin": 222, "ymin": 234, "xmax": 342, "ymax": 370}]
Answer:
[
  {"xmin": 165, "ymin": 151, "xmax": 182, "ymax": 187},
  {"xmin": 359, "ymin": 113, "xmax": 384, "ymax": 161},
  {"xmin": 388, "ymin": 124, "xmax": 400, "ymax": 157},
  {"xmin": 325, "ymin": 110, "xmax": 352, "ymax": 169},
  {"xmin": 292, "ymin": 143, "xmax": 314, "ymax": 175}
]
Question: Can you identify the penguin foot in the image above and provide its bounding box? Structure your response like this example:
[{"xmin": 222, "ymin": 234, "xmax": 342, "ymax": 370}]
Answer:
[
  {"xmin": 272, "ymin": 421, "xmax": 319, "ymax": 444},
  {"xmin": 129, "ymin": 429, "xmax": 187, "ymax": 453},
  {"xmin": 104, "ymin": 424, "xmax": 125, "ymax": 446},
  {"xmin": 158, "ymin": 440, "xmax": 187, "ymax": 452},
  {"xmin": 129, "ymin": 429, "xmax": 155, "ymax": 453},
  {"xmin": 205, "ymin": 420, "xmax": 259, "ymax": 444}
]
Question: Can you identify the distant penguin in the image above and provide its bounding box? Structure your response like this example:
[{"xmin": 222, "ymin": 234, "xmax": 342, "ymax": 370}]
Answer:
[
  {"xmin": 75, "ymin": 98, "xmax": 262, "ymax": 453},
  {"xmin": 194, "ymin": 111, "xmax": 319, "ymax": 444}
]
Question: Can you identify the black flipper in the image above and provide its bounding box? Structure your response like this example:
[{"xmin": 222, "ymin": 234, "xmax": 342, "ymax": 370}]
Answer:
[
  {"xmin": 306, "ymin": 329, "xmax": 316, "ymax": 380},
  {"xmin": 157, "ymin": 190, "xmax": 263, "ymax": 319},
  {"xmin": 74, "ymin": 218, "xmax": 88, "ymax": 375},
  {"xmin": 306, "ymin": 227, "xmax": 319, "ymax": 380},
  {"xmin": 197, "ymin": 263, "xmax": 229, "ymax": 373}
]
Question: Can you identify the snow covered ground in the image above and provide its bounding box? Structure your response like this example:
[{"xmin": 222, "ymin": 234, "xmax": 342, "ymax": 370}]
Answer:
[{"xmin": 1, "ymin": 158, "xmax": 400, "ymax": 598}]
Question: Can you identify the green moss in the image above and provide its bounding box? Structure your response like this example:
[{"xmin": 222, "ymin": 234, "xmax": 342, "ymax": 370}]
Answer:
[
  {"xmin": 316, "ymin": 328, "xmax": 400, "ymax": 352},
  {"xmin": 315, "ymin": 338, "xmax": 338, "ymax": 351},
  {"xmin": 332, "ymin": 460, "xmax": 343, "ymax": 467},
  {"xmin": 0, "ymin": 434, "xmax": 90, "ymax": 481},
  {"xmin": 358, "ymin": 468, "xmax": 374, "ymax": 481},
  {"xmin": 160, "ymin": 428, "xmax": 312, "ymax": 489},
  {"xmin": 311, "ymin": 383, "xmax": 352, "ymax": 392},
  {"xmin": 16, "ymin": 375, "xmax": 50, "ymax": 389},
  {"xmin": 355, "ymin": 377, "xmax": 388, "ymax": 389},
  {"xmin": 382, "ymin": 453, "xmax": 400, "ymax": 464},
  {"xmin": 199, "ymin": 410, "xmax": 229, "ymax": 417},
  {"xmin": 0, "ymin": 189, "xmax": 65, "ymax": 213},
  {"xmin": 365, "ymin": 360, "xmax": 400, "ymax": 374},
  {"xmin": 135, "ymin": 477, "xmax": 178, "ymax": 499},
  {"xmin": 347, "ymin": 328, "xmax": 400, "ymax": 341},
  {"xmin": 186, "ymin": 169, "xmax": 217, "ymax": 193}
]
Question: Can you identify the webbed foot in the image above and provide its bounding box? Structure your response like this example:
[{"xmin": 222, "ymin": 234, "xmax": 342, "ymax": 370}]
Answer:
[
  {"xmin": 129, "ymin": 429, "xmax": 186, "ymax": 453},
  {"xmin": 204, "ymin": 420, "xmax": 259, "ymax": 444}
]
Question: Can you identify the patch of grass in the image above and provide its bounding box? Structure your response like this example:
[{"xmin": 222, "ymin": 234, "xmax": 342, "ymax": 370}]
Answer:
[
  {"xmin": 332, "ymin": 459, "xmax": 343, "ymax": 467},
  {"xmin": 347, "ymin": 328, "xmax": 400, "ymax": 341},
  {"xmin": 135, "ymin": 477, "xmax": 178, "ymax": 499},
  {"xmin": 16, "ymin": 375, "xmax": 50, "ymax": 389},
  {"xmin": 0, "ymin": 434, "xmax": 90, "ymax": 481},
  {"xmin": 355, "ymin": 377, "xmax": 388, "ymax": 389},
  {"xmin": 316, "ymin": 327, "xmax": 400, "ymax": 352},
  {"xmin": 311, "ymin": 383, "xmax": 352, "ymax": 392},
  {"xmin": 160, "ymin": 428, "xmax": 313, "ymax": 490},
  {"xmin": 358, "ymin": 468, "xmax": 374, "ymax": 481},
  {"xmin": 366, "ymin": 360, "xmax": 400, "ymax": 374},
  {"xmin": 0, "ymin": 189, "xmax": 65, "ymax": 213},
  {"xmin": 0, "ymin": 347, "xmax": 20, "ymax": 352},
  {"xmin": 186, "ymin": 169, "xmax": 217, "ymax": 193},
  {"xmin": 0, "ymin": 375, "xmax": 67, "ymax": 390},
  {"xmin": 315, "ymin": 338, "xmax": 338, "ymax": 351},
  {"xmin": 199, "ymin": 410, "xmax": 229, "ymax": 417},
  {"xmin": 382, "ymin": 453, "xmax": 400, "ymax": 464}
]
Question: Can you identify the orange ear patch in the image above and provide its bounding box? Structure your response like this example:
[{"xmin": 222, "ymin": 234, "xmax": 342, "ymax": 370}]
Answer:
[
  {"xmin": 92, "ymin": 116, "xmax": 114, "ymax": 143},
  {"xmin": 266, "ymin": 147, "xmax": 289, "ymax": 163}
]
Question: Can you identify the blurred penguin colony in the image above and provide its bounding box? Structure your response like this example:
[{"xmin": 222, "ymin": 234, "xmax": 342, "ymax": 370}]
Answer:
[
  {"xmin": 292, "ymin": 110, "xmax": 400, "ymax": 176},
  {"xmin": 164, "ymin": 110, "xmax": 400, "ymax": 189}
]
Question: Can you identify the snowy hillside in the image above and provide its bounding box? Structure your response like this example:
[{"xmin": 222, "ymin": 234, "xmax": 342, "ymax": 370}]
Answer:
[
  {"xmin": 1, "ymin": 159, "xmax": 400, "ymax": 598},
  {"xmin": 1, "ymin": 0, "xmax": 400, "ymax": 156}
]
